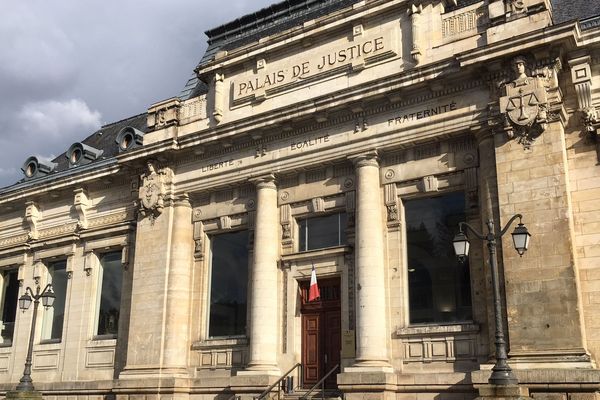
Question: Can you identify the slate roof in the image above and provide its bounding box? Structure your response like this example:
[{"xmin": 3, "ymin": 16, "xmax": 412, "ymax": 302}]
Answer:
[
  {"xmin": 49, "ymin": 113, "xmax": 147, "ymax": 174},
  {"xmin": 3, "ymin": 113, "xmax": 147, "ymax": 190},
  {"xmin": 552, "ymin": 0, "xmax": 600, "ymax": 25}
]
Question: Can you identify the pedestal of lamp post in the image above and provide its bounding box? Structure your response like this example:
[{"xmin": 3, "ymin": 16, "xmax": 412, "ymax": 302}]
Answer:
[
  {"xmin": 475, "ymin": 384, "xmax": 532, "ymax": 400},
  {"xmin": 5, "ymin": 390, "xmax": 43, "ymax": 400}
]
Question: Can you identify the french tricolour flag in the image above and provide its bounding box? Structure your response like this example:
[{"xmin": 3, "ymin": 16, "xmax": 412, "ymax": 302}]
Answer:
[{"xmin": 309, "ymin": 264, "xmax": 320, "ymax": 302}]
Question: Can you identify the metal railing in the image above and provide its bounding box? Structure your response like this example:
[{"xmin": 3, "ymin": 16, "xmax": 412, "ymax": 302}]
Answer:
[
  {"xmin": 256, "ymin": 363, "xmax": 302, "ymax": 400},
  {"xmin": 299, "ymin": 364, "xmax": 339, "ymax": 400}
]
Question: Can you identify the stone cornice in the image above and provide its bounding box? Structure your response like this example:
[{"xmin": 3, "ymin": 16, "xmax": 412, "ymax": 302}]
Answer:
[
  {"xmin": 456, "ymin": 21, "xmax": 578, "ymax": 68},
  {"xmin": 0, "ymin": 161, "xmax": 121, "ymax": 205},
  {"xmin": 197, "ymin": 0, "xmax": 404, "ymax": 76}
]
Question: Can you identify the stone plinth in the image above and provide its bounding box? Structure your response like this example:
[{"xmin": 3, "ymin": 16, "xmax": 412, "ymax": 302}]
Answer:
[
  {"xmin": 338, "ymin": 371, "xmax": 397, "ymax": 400},
  {"xmin": 6, "ymin": 391, "xmax": 43, "ymax": 400},
  {"xmin": 475, "ymin": 384, "xmax": 531, "ymax": 400}
]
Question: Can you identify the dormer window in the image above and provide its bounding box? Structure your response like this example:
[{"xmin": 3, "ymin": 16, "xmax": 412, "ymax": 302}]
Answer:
[
  {"xmin": 66, "ymin": 143, "xmax": 103, "ymax": 168},
  {"xmin": 21, "ymin": 156, "xmax": 57, "ymax": 180},
  {"xmin": 116, "ymin": 127, "xmax": 144, "ymax": 152}
]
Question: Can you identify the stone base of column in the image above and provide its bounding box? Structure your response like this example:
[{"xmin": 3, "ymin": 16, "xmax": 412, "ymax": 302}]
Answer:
[
  {"xmin": 345, "ymin": 360, "xmax": 394, "ymax": 373},
  {"xmin": 236, "ymin": 367, "xmax": 281, "ymax": 377},
  {"xmin": 6, "ymin": 391, "xmax": 43, "ymax": 400},
  {"xmin": 118, "ymin": 366, "xmax": 190, "ymax": 380},
  {"xmin": 113, "ymin": 376, "xmax": 191, "ymax": 400},
  {"xmin": 230, "ymin": 372, "xmax": 281, "ymax": 400},
  {"xmin": 475, "ymin": 384, "xmax": 532, "ymax": 400},
  {"xmin": 338, "ymin": 370, "xmax": 397, "ymax": 400},
  {"xmin": 506, "ymin": 349, "xmax": 594, "ymax": 369}
]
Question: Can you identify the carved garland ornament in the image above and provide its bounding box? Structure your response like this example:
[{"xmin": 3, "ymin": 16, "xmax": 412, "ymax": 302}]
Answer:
[{"xmin": 499, "ymin": 56, "xmax": 549, "ymax": 149}]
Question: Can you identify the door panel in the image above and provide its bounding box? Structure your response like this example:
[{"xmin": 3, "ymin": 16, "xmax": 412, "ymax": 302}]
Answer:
[
  {"xmin": 302, "ymin": 314, "xmax": 320, "ymax": 384},
  {"xmin": 324, "ymin": 311, "xmax": 341, "ymax": 388},
  {"xmin": 300, "ymin": 278, "xmax": 341, "ymax": 389}
]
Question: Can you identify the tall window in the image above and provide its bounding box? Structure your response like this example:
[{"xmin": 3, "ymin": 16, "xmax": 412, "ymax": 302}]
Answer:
[
  {"xmin": 405, "ymin": 192, "xmax": 472, "ymax": 324},
  {"xmin": 208, "ymin": 230, "xmax": 249, "ymax": 337},
  {"xmin": 42, "ymin": 261, "xmax": 68, "ymax": 340},
  {"xmin": 298, "ymin": 212, "xmax": 347, "ymax": 252},
  {"xmin": 96, "ymin": 252, "xmax": 123, "ymax": 337},
  {"xmin": 0, "ymin": 269, "xmax": 18, "ymax": 345}
]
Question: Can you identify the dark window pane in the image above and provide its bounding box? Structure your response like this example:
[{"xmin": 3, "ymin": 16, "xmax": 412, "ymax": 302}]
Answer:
[
  {"xmin": 97, "ymin": 252, "xmax": 122, "ymax": 336},
  {"xmin": 48, "ymin": 261, "xmax": 68, "ymax": 340},
  {"xmin": 405, "ymin": 193, "xmax": 472, "ymax": 324},
  {"xmin": 1, "ymin": 270, "xmax": 19, "ymax": 344},
  {"xmin": 299, "ymin": 213, "xmax": 347, "ymax": 251},
  {"xmin": 209, "ymin": 230, "xmax": 249, "ymax": 337}
]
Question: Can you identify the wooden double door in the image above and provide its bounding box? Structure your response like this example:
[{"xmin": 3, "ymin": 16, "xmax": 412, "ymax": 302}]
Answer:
[{"xmin": 300, "ymin": 277, "xmax": 341, "ymax": 389}]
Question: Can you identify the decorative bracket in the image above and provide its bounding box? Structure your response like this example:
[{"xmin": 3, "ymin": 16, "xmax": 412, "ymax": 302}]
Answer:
[
  {"xmin": 193, "ymin": 221, "xmax": 205, "ymax": 260},
  {"xmin": 24, "ymin": 201, "xmax": 41, "ymax": 241},
  {"xmin": 213, "ymin": 71, "xmax": 224, "ymax": 123},
  {"xmin": 568, "ymin": 55, "xmax": 600, "ymax": 161},
  {"xmin": 410, "ymin": 3, "xmax": 423, "ymax": 64},
  {"xmin": 73, "ymin": 188, "xmax": 90, "ymax": 230}
]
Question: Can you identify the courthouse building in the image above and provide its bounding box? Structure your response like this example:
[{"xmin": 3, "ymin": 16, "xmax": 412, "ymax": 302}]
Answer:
[{"xmin": 1, "ymin": 0, "xmax": 600, "ymax": 399}]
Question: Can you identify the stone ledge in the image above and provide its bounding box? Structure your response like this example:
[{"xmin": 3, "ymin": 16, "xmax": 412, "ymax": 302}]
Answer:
[{"xmin": 472, "ymin": 369, "xmax": 600, "ymax": 388}]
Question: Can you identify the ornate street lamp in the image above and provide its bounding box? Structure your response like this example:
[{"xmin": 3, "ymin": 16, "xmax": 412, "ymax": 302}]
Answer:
[
  {"xmin": 452, "ymin": 214, "xmax": 531, "ymax": 386},
  {"xmin": 15, "ymin": 284, "xmax": 55, "ymax": 392}
]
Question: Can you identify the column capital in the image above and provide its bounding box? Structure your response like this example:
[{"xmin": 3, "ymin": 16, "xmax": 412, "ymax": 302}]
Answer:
[
  {"xmin": 250, "ymin": 173, "xmax": 277, "ymax": 190},
  {"xmin": 173, "ymin": 193, "xmax": 191, "ymax": 208},
  {"xmin": 349, "ymin": 150, "xmax": 379, "ymax": 168}
]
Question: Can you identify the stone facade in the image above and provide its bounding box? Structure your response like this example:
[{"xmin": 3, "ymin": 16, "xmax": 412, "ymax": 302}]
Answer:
[{"xmin": 0, "ymin": 1, "xmax": 600, "ymax": 399}]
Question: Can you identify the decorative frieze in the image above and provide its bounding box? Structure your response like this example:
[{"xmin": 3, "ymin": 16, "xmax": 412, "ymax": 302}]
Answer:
[
  {"xmin": 442, "ymin": 7, "xmax": 487, "ymax": 39},
  {"xmin": 179, "ymin": 95, "xmax": 207, "ymax": 124}
]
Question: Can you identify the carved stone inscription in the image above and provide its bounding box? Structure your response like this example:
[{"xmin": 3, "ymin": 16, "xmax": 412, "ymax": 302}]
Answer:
[
  {"xmin": 233, "ymin": 30, "xmax": 397, "ymax": 102},
  {"xmin": 387, "ymin": 101, "xmax": 457, "ymax": 126}
]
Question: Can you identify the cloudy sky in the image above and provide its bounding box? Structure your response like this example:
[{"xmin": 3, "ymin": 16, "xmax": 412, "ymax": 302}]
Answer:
[{"xmin": 0, "ymin": 0, "xmax": 275, "ymax": 188}]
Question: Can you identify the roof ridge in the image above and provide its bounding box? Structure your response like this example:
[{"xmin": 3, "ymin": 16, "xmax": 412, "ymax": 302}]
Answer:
[{"xmin": 101, "ymin": 112, "xmax": 146, "ymax": 129}]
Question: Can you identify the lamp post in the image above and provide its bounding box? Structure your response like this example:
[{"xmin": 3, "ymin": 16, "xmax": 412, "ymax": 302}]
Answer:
[
  {"xmin": 15, "ymin": 284, "xmax": 55, "ymax": 392},
  {"xmin": 452, "ymin": 214, "xmax": 531, "ymax": 386}
]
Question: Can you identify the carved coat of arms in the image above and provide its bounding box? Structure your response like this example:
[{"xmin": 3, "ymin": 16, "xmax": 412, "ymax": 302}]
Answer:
[
  {"xmin": 138, "ymin": 160, "xmax": 166, "ymax": 221},
  {"xmin": 499, "ymin": 57, "xmax": 549, "ymax": 148}
]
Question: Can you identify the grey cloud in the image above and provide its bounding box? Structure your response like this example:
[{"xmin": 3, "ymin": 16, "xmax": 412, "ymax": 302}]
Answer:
[{"xmin": 0, "ymin": 0, "xmax": 274, "ymax": 188}]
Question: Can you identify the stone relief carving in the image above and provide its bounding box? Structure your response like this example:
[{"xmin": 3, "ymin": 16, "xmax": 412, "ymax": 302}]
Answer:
[
  {"xmin": 386, "ymin": 204, "xmax": 399, "ymax": 221},
  {"xmin": 499, "ymin": 56, "xmax": 549, "ymax": 149},
  {"xmin": 138, "ymin": 160, "xmax": 167, "ymax": 222},
  {"xmin": 509, "ymin": 0, "xmax": 527, "ymax": 15}
]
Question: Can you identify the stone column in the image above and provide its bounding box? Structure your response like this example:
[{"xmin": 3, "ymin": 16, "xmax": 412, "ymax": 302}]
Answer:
[
  {"xmin": 163, "ymin": 195, "xmax": 194, "ymax": 372},
  {"xmin": 243, "ymin": 175, "xmax": 280, "ymax": 374},
  {"xmin": 348, "ymin": 152, "xmax": 392, "ymax": 370},
  {"xmin": 120, "ymin": 193, "xmax": 194, "ymax": 380}
]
